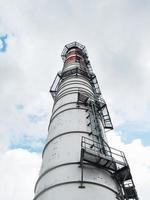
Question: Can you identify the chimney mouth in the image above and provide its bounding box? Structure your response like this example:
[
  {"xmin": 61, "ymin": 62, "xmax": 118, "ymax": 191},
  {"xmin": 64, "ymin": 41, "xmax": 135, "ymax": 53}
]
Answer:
[{"xmin": 61, "ymin": 41, "xmax": 88, "ymax": 61}]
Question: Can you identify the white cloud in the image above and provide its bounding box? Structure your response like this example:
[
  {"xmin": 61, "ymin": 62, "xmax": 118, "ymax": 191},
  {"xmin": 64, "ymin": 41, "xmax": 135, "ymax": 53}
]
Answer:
[
  {"xmin": 0, "ymin": 133, "xmax": 149, "ymax": 200},
  {"xmin": 107, "ymin": 131, "xmax": 150, "ymax": 200},
  {"xmin": 0, "ymin": 0, "xmax": 150, "ymax": 199},
  {"xmin": 0, "ymin": 149, "xmax": 41, "ymax": 200}
]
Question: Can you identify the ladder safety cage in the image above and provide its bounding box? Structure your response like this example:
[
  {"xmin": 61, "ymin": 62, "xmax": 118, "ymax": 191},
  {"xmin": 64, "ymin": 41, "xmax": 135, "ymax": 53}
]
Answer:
[
  {"xmin": 90, "ymin": 74, "xmax": 102, "ymax": 97},
  {"xmin": 89, "ymin": 73, "xmax": 114, "ymax": 132},
  {"xmin": 97, "ymin": 102, "xmax": 113, "ymax": 131},
  {"xmin": 123, "ymin": 181, "xmax": 139, "ymax": 200},
  {"xmin": 77, "ymin": 90, "xmax": 113, "ymax": 132},
  {"xmin": 50, "ymin": 72, "xmax": 62, "ymax": 99},
  {"xmin": 86, "ymin": 62, "xmax": 93, "ymax": 74}
]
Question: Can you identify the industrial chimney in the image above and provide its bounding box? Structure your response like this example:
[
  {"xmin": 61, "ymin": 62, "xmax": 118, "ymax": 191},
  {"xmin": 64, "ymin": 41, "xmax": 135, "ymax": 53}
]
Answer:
[{"xmin": 33, "ymin": 42, "xmax": 138, "ymax": 200}]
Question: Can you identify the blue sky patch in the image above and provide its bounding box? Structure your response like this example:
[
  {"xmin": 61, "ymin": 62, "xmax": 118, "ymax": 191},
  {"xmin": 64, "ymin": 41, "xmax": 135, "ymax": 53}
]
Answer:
[
  {"xmin": 16, "ymin": 104, "xmax": 24, "ymax": 111},
  {"xmin": 9, "ymin": 135, "xmax": 46, "ymax": 153},
  {"xmin": 0, "ymin": 34, "xmax": 8, "ymax": 52},
  {"xmin": 28, "ymin": 113, "xmax": 48, "ymax": 123},
  {"xmin": 116, "ymin": 121, "xmax": 150, "ymax": 146}
]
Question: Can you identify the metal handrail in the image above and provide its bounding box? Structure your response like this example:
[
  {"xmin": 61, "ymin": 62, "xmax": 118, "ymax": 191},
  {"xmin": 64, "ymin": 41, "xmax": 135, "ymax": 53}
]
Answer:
[
  {"xmin": 81, "ymin": 136, "xmax": 127, "ymax": 167},
  {"xmin": 61, "ymin": 42, "xmax": 88, "ymax": 61}
]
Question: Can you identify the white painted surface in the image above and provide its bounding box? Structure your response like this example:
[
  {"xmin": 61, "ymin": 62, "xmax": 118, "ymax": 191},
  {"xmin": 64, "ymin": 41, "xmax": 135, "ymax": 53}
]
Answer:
[
  {"xmin": 36, "ymin": 184, "xmax": 117, "ymax": 200},
  {"xmin": 36, "ymin": 163, "xmax": 118, "ymax": 194},
  {"xmin": 34, "ymin": 49, "xmax": 120, "ymax": 200}
]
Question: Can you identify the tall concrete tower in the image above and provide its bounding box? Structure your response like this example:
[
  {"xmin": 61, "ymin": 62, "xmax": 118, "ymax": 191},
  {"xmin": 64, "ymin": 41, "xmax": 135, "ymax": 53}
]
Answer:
[{"xmin": 34, "ymin": 42, "xmax": 139, "ymax": 200}]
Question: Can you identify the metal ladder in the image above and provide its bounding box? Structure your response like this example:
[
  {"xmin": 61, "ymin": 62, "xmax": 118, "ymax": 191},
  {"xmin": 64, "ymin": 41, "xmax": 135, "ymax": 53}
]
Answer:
[{"xmin": 86, "ymin": 101, "xmax": 108, "ymax": 155}]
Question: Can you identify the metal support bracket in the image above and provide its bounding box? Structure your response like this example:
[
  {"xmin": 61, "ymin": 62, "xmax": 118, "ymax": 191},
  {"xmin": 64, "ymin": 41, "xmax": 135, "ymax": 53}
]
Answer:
[{"xmin": 79, "ymin": 149, "xmax": 85, "ymax": 189}]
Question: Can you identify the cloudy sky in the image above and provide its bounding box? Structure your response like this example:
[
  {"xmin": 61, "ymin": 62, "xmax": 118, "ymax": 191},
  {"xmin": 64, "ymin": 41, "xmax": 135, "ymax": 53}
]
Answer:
[{"xmin": 0, "ymin": 0, "xmax": 150, "ymax": 199}]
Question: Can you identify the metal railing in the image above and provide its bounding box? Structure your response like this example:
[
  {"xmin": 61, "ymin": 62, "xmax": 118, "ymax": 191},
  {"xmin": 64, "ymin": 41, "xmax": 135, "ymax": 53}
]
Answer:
[
  {"xmin": 81, "ymin": 136, "xmax": 127, "ymax": 169},
  {"xmin": 61, "ymin": 42, "xmax": 88, "ymax": 61}
]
